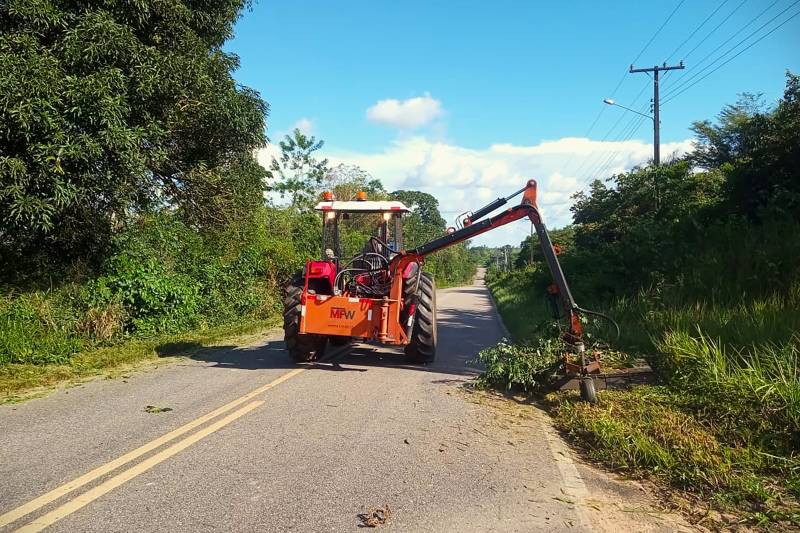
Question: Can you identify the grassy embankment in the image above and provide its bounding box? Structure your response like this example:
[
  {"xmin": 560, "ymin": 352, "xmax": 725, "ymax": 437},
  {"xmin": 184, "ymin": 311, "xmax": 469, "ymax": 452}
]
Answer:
[
  {"xmin": 0, "ymin": 316, "xmax": 275, "ymax": 403},
  {"xmin": 483, "ymin": 268, "xmax": 800, "ymax": 527},
  {"xmin": 0, "ymin": 210, "xmax": 308, "ymax": 403}
]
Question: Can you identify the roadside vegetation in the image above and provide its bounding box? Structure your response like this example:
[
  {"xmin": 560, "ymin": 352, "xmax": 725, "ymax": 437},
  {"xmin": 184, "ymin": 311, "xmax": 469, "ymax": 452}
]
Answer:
[
  {"xmin": 480, "ymin": 74, "xmax": 800, "ymax": 527},
  {"xmin": 0, "ymin": 1, "xmax": 478, "ymax": 400}
]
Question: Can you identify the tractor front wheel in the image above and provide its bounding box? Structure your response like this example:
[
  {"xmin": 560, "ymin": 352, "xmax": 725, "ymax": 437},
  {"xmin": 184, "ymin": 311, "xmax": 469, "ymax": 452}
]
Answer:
[
  {"xmin": 404, "ymin": 272, "xmax": 437, "ymax": 364},
  {"xmin": 283, "ymin": 281, "xmax": 327, "ymax": 363}
]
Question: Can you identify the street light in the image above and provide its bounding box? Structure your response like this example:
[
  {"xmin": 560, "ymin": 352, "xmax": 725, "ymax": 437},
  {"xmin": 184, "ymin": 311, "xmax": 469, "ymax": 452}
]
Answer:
[
  {"xmin": 603, "ymin": 97, "xmax": 660, "ymax": 166},
  {"xmin": 603, "ymin": 98, "xmax": 654, "ymax": 122}
]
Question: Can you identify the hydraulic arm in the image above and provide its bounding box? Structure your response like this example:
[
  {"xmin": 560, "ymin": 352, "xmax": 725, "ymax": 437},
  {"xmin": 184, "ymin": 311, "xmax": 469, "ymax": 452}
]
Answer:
[
  {"xmin": 397, "ymin": 180, "xmax": 585, "ymax": 349},
  {"xmin": 386, "ymin": 179, "xmax": 611, "ymax": 403}
]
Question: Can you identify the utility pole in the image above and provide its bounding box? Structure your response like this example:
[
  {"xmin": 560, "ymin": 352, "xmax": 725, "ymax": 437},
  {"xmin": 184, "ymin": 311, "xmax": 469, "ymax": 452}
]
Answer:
[{"xmin": 629, "ymin": 61, "xmax": 684, "ymax": 166}]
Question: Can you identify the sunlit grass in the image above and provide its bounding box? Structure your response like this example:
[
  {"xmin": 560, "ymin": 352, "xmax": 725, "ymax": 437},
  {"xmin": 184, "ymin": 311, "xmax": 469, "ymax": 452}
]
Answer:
[
  {"xmin": 485, "ymin": 269, "xmax": 800, "ymax": 526},
  {"xmin": 0, "ymin": 318, "xmax": 277, "ymax": 403}
]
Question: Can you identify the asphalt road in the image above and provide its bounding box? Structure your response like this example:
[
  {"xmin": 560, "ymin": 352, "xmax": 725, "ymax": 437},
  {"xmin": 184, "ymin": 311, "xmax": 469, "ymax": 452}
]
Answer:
[{"xmin": 0, "ymin": 270, "xmax": 692, "ymax": 532}]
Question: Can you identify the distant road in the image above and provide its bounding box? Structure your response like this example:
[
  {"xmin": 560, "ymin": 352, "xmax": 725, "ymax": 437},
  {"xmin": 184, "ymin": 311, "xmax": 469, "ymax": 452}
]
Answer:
[{"xmin": 0, "ymin": 269, "xmax": 691, "ymax": 532}]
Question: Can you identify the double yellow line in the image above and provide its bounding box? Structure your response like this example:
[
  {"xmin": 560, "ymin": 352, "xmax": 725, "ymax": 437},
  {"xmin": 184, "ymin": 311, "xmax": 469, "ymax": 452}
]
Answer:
[{"xmin": 1, "ymin": 366, "xmax": 311, "ymax": 532}]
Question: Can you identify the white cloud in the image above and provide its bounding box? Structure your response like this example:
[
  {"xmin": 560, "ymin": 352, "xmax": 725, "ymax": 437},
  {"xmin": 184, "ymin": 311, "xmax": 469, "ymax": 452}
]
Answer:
[
  {"xmin": 366, "ymin": 94, "xmax": 444, "ymax": 129},
  {"xmin": 256, "ymin": 135, "xmax": 693, "ymax": 247},
  {"xmin": 255, "ymin": 143, "xmax": 280, "ymax": 170},
  {"xmin": 291, "ymin": 117, "xmax": 314, "ymax": 135}
]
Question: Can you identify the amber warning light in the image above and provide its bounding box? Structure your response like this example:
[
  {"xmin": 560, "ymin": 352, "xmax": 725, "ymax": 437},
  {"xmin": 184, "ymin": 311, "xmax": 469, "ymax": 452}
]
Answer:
[{"xmin": 322, "ymin": 191, "xmax": 334, "ymax": 201}]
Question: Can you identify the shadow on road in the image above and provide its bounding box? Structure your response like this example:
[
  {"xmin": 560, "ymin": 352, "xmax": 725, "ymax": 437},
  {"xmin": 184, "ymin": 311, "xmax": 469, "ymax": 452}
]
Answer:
[{"xmin": 161, "ymin": 289, "xmax": 497, "ymax": 378}]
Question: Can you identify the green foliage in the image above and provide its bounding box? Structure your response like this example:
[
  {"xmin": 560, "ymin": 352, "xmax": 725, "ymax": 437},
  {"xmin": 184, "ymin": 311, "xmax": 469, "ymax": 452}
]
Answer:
[
  {"xmin": 0, "ymin": 206, "xmax": 321, "ymax": 365},
  {"xmin": 692, "ymin": 75, "xmax": 800, "ymax": 219},
  {"xmin": 94, "ymin": 257, "xmax": 201, "ymax": 335},
  {"xmin": 515, "ymin": 226, "xmax": 575, "ymax": 269},
  {"xmin": 486, "ymin": 266, "xmax": 553, "ymax": 341},
  {"xmin": 473, "ymin": 339, "xmax": 562, "ymax": 393},
  {"xmin": 656, "ymin": 329, "xmax": 800, "ymax": 452},
  {"xmin": 0, "ymin": 0, "xmax": 268, "ymax": 283},
  {"xmin": 390, "ymin": 190, "xmax": 447, "ymax": 230},
  {"xmin": 485, "ymin": 73, "xmax": 800, "ymax": 524},
  {"xmin": 0, "ymin": 293, "xmax": 83, "ymax": 365}
]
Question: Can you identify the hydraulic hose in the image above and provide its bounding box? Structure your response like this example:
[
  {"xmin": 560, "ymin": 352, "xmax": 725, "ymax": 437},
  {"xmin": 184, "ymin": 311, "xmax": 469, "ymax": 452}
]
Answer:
[{"xmin": 575, "ymin": 306, "xmax": 621, "ymax": 341}]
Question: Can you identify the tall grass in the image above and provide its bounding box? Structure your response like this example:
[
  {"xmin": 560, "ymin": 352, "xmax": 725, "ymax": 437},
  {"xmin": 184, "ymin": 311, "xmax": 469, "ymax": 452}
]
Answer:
[
  {"xmin": 486, "ymin": 267, "xmax": 800, "ymax": 521},
  {"xmin": 606, "ymin": 285, "xmax": 800, "ymax": 454}
]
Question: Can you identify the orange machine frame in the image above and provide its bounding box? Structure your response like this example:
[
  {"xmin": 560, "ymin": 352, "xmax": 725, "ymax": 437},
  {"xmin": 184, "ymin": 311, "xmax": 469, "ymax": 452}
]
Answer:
[
  {"xmin": 300, "ymin": 289, "xmax": 411, "ymax": 345},
  {"xmin": 299, "ymin": 179, "xmax": 584, "ymax": 352}
]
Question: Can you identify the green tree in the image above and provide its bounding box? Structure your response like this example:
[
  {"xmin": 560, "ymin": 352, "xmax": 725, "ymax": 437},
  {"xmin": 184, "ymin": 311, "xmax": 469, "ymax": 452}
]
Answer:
[
  {"xmin": 390, "ymin": 190, "xmax": 447, "ymax": 231},
  {"xmin": 690, "ymin": 92, "xmax": 767, "ymax": 169},
  {"xmin": 0, "ymin": 0, "xmax": 268, "ymax": 280},
  {"xmin": 689, "ymin": 73, "xmax": 800, "ymax": 218},
  {"xmin": 722, "ymin": 73, "xmax": 800, "ymax": 218},
  {"xmin": 515, "ymin": 226, "xmax": 576, "ymax": 269},
  {"xmin": 267, "ymin": 129, "xmax": 329, "ymax": 208}
]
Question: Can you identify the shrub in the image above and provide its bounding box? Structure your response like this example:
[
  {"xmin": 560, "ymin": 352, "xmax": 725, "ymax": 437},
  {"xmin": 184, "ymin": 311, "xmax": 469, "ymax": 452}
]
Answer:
[
  {"xmin": 473, "ymin": 339, "xmax": 562, "ymax": 393},
  {"xmin": 0, "ymin": 207, "xmax": 322, "ymax": 364}
]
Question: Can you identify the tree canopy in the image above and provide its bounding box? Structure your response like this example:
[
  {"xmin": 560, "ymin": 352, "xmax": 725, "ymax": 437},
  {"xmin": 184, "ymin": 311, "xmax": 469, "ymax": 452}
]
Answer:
[{"xmin": 0, "ymin": 0, "xmax": 268, "ymax": 278}]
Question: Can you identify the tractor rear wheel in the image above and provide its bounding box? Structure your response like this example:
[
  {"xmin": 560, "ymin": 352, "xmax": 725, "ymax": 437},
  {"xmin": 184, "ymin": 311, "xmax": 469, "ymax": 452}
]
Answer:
[
  {"xmin": 404, "ymin": 271, "xmax": 437, "ymax": 364},
  {"xmin": 283, "ymin": 280, "xmax": 327, "ymax": 363}
]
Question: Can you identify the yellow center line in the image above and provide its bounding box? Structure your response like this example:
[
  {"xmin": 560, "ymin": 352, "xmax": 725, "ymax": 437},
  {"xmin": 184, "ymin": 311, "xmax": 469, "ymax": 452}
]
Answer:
[
  {"xmin": 15, "ymin": 400, "xmax": 264, "ymax": 533},
  {"xmin": 0, "ymin": 367, "xmax": 306, "ymax": 528}
]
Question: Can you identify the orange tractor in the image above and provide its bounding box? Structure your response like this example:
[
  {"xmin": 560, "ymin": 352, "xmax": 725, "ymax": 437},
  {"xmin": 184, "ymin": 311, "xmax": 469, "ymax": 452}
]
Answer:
[{"xmin": 283, "ymin": 180, "xmax": 605, "ymax": 401}]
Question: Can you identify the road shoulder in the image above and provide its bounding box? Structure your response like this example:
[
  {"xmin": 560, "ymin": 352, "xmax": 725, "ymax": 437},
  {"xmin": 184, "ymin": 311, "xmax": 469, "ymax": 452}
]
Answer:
[{"xmin": 459, "ymin": 388, "xmax": 697, "ymax": 532}]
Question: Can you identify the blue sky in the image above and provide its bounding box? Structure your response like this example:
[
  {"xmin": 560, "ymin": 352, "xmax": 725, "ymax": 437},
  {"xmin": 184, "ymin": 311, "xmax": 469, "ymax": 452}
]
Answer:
[{"xmin": 226, "ymin": 0, "xmax": 800, "ymax": 246}]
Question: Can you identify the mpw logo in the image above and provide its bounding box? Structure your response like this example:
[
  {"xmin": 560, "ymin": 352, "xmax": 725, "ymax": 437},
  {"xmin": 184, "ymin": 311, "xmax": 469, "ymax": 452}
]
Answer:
[{"xmin": 330, "ymin": 307, "xmax": 356, "ymax": 320}]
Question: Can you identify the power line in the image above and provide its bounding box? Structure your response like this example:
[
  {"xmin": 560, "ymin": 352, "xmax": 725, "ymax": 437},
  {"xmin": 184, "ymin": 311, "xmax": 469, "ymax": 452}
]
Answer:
[
  {"xmin": 571, "ymin": 81, "xmax": 651, "ymax": 180},
  {"xmin": 680, "ymin": 0, "xmax": 749, "ymax": 61},
  {"xmin": 567, "ymin": 0, "xmax": 687, "ymax": 173},
  {"xmin": 631, "ymin": 0, "xmax": 688, "ymax": 66},
  {"xmin": 580, "ymin": 74, "xmax": 657, "ymax": 183},
  {"xmin": 663, "ymin": 6, "xmax": 800, "ymax": 104},
  {"xmin": 589, "ymin": 115, "xmax": 650, "ymax": 185},
  {"xmin": 659, "ymin": 0, "xmax": 747, "ymax": 86},
  {"xmin": 664, "ymin": 0, "xmax": 786, "ymax": 97},
  {"xmin": 574, "ymin": 0, "xmax": 749, "ymax": 198},
  {"xmin": 664, "ymin": 0, "xmax": 731, "ymax": 63},
  {"xmin": 578, "ymin": 104, "xmax": 651, "ymax": 191}
]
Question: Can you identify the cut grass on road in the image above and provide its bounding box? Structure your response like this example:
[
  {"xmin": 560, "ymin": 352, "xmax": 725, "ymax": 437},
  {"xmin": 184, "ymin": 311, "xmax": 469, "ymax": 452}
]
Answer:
[{"xmin": 0, "ymin": 318, "xmax": 277, "ymax": 404}]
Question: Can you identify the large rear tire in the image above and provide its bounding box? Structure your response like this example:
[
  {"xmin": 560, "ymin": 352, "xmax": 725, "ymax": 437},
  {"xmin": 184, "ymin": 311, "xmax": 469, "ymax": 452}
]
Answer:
[
  {"xmin": 404, "ymin": 272, "xmax": 437, "ymax": 364},
  {"xmin": 283, "ymin": 280, "xmax": 327, "ymax": 363}
]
